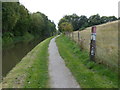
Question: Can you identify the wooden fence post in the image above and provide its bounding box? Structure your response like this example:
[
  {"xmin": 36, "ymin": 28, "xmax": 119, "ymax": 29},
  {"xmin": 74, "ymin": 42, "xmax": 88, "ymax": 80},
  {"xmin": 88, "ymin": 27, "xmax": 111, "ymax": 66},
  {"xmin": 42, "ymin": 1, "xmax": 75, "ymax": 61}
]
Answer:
[
  {"xmin": 72, "ymin": 32, "xmax": 74, "ymax": 40},
  {"xmin": 67, "ymin": 32, "xmax": 68, "ymax": 37},
  {"xmin": 69, "ymin": 32, "xmax": 70, "ymax": 38},
  {"xmin": 78, "ymin": 32, "xmax": 80, "ymax": 43},
  {"xmin": 70, "ymin": 32, "xmax": 71, "ymax": 38},
  {"xmin": 90, "ymin": 26, "xmax": 96, "ymax": 61}
]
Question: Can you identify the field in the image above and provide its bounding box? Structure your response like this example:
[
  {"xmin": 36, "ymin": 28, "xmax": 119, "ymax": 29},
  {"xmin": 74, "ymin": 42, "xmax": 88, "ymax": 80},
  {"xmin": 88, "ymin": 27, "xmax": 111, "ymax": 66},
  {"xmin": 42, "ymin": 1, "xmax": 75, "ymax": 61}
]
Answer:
[{"xmin": 70, "ymin": 20, "xmax": 119, "ymax": 70}]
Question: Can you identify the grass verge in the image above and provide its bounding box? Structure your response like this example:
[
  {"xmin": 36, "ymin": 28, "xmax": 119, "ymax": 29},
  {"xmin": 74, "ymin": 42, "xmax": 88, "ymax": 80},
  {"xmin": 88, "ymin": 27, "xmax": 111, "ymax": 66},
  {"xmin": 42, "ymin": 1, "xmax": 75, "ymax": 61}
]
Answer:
[
  {"xmin": 1, "ymin": 37, "xmax": 52, "ymax": 88},
  {"xmin": 72, "ymin": 21, "xmax": 118, "ymax": 69},
  {"xmin": 56, "ymin": 35, "xmax": 118, "ymax": 88}
]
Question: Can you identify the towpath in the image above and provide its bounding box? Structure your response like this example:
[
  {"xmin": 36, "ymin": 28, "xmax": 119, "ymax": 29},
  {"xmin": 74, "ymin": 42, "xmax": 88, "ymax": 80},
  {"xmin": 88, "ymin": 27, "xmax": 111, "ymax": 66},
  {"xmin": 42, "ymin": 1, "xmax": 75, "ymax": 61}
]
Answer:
[{"xmin": 48, "ymin": 36, "xmax": 80, "ymax": 88}]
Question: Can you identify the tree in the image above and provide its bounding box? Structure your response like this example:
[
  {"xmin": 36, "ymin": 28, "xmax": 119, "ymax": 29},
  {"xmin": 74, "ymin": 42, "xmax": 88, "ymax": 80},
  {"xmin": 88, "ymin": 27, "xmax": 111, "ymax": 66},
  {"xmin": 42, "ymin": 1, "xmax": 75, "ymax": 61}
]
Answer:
[
  {"xmin": 29, "ymin": 12, "xmax": 45, "ymax": 37},
  {"xmin": 2, "ymin": 2, "xmax": 56, "ymax": 45},
  {"xmin": 100, "ymin": 16, "xmax": 109, "ymax": 24},
  {"xmin": 2, "ymin": 2, "xmax": 20, "ymax": 35},
  {"xmin": 108, "ymin": 16, "xmax": 117, "ymax": 22},
  {"xmin": 13, "ymin": 4, "xmax": 30, "ymax": 36},
  {"xmin": 59, "ymin": 22, "xmax": 73, "ymax": 33},
  {"xmin": 58, "ymin": 14, "xmax": 79, "ymax": 31},
  {"xmin": 58, "ymin": 14, "xmax": 88, "ymax": 31},
  {"xmin": 29, "ymin": 12, "xmax": 56, "ymax": 38},
  {"xmin": 47, "ymin": 20, "xmax": 56, "ymax": 36},
  {"xmin": 78, "ymin": 15, "xmax": 88, "ymax": 30},
  {"xmin": 64, "ymin": 14, "xmax": 80, "ymax": 31},
  {"xmin": 88, "ymin": 14, "xmax": 101, "ymax": 26}
]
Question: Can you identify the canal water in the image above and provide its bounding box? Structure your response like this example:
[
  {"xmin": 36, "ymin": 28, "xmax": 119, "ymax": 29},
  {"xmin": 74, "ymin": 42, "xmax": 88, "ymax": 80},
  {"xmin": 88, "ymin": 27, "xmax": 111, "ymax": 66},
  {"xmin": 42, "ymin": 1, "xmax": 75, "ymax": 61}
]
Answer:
[{"xmin": 2, "ymin": 38, "xmax": 43, "ymax": 77}]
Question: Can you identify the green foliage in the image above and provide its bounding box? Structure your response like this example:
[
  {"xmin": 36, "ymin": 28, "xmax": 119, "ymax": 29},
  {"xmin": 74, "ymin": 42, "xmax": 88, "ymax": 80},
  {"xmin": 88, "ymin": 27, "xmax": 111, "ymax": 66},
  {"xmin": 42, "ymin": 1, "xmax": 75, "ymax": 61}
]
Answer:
[
  {"xmin": 78, "ymin": 15, "xmax": 88, "ymax": 30},
  {"xmin": 100, "ymin": 16, "xmax": 117, "ymax": 24},
  {"xmin": 2, "ymin": 32, "xmax": 14, "ymax": 46},
  {"xmin": 59, "ymin": 22, "xmax": 73, "ymax": 33},
  {"xmin": 56, "ymin": 35, "xmax": 118, "ymax": 88},
  {"xmin": 2, "ymin": 36, "xmax": 13, "ymax": 46},
  {"xmin": 88, "ymin": 14, "xmax": 101, "ymax": 26},
  {"xmin": 100, "ymin": 16, "xmax": 110, "ymax": 23},
  {"xmin": 58, "ymin": 14, "xmax": 88, "ymax": 31},
  {"xmin": 13, "ymin": 4, "xmax": 30, "ymax": 36},
  {"xmin": 64, "ymin": 14, "xmax": 80, "ymax": 31},
  {"xmin": 58, "ymin": 14, "xmax": 118, "ymax": 32},
  {"xmin": 58, "ymin": 14, "xmax": 89, "ymax": 31},
  {"xmin": 2, "ymin": 2, "xmax": 56, "ymax": 46},
  {"xmin": 2, "ymin": 2, "xmax": 20, "ymax": 33},
  {"xmin": 108, "ymin": 16, "xmax": 118, "ymax": 22},
  {"xmin": 29, "ymin": 12, "xmax": 45, "ymax": 37},
  {"xmin": 22, "ymin": 32, "xmax": 34, "ymax": 42},
  {"xmin": 47, "ymin": 20, "xmax": 56, "ymax": 36}
]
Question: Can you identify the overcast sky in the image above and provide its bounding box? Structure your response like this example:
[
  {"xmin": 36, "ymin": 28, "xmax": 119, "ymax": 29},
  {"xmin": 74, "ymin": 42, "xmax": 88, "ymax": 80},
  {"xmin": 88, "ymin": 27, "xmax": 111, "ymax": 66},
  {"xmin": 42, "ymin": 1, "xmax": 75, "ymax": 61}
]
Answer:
[{"xmin": 19, "ymin": 0, "xmax": 119, "ymax": 26}]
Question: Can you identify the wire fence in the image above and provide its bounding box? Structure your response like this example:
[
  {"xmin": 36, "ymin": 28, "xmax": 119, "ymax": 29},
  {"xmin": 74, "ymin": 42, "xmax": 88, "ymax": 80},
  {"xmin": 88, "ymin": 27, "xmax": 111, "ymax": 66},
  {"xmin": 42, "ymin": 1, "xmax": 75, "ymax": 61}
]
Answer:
[{"xmin": 65, "ymin": 22, "xmax": 118, "ymax": 71}]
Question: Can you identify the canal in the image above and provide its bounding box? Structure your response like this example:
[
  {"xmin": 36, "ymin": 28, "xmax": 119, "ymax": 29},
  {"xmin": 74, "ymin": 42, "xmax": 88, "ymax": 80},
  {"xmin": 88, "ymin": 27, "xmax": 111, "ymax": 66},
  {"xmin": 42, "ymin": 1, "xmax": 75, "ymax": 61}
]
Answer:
[{"xmin": 2, "ymin": 38, "xmax": 43, "ymax": 77}]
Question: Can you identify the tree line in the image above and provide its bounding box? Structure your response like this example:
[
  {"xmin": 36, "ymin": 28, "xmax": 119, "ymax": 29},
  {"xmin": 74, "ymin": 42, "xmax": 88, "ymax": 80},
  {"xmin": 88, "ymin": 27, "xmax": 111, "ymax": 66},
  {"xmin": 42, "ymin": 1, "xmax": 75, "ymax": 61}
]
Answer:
[
  {"xmin": 58, "ymin": 14, "xmax": 118, "ymax": 32},
  {"xmin": 2, "ymin": 2, "xmax": 56, "ymax": 45}
]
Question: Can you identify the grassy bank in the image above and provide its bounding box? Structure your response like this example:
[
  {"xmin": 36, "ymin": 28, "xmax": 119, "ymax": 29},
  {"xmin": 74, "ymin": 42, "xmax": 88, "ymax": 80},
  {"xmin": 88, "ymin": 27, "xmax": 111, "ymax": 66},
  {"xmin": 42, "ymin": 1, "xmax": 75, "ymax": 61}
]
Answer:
[
  {"xmin": 1, "ymin": 37, "xmax": 52, "ymax": 88},
  {"xmin": 71, "ymin": 20, "xmax": 118, "ymax": 70},
  {"xmin": 56, "ymin": 35, "xmax": 118, "ymax": 88}
]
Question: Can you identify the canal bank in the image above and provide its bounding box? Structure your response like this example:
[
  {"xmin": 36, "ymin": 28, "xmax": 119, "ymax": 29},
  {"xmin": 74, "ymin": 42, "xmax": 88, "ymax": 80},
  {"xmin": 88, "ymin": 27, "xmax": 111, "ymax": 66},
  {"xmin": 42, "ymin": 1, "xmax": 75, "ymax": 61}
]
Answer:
[
  {"xmin": 1, "ymin": 37, "xmax": 52, "ymax": 88},
  {"xmin": 3, "ymin": 37, "xmax": 44, "ymax": 77}
]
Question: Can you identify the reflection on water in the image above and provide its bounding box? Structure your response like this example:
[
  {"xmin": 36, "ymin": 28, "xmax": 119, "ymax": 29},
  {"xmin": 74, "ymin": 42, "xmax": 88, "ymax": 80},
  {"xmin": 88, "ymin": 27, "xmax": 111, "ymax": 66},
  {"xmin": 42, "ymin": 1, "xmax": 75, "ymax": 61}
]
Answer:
[{"xmin": 2, "ymin": 38, "xmax": 42, "ymax": 77}]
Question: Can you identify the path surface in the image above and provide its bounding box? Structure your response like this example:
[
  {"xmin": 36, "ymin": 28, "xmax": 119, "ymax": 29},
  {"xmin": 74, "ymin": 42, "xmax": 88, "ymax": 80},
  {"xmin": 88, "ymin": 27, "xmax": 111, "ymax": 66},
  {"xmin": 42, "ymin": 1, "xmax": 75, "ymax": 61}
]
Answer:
[{"xmin": 48, "ymin": 36, "xmax": 80, "ymax": 88}]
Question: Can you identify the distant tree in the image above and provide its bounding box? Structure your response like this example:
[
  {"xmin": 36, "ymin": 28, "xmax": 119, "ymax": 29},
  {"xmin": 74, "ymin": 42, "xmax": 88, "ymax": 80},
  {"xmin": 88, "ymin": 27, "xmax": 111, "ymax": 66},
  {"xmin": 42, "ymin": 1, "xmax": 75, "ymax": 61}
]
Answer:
[
  {"xmin": 39, "ymin": 12, "xmax": 51, "ymax": 37},
  {"xmin": 64, "ymin": 14, "xmax": 80, "ymax": 31},
  {"xmin": 88, "ymin": 14, "xmax": 101, "ymax": 26},
  {"xmin": 58, "ymin": 18, "xmax": 68, "ymax": 26},
  {"xmin": 78, "ymin": 15, "xmax": 88, "ymax": 30},
  {"xmin": 58, "ymin": 14, "xmax": 88, "ymax": 31},
  {"xmin": 108, "ymin": 16, "xmax": 117, "ymax": 22},
  {"xmin": 47, "ymin": 20, "xmax": 56, "ymax": 36},
  {"xmin": 58, "ymin": 13, "xmax": 118, "ymax": 33},
  {"xmin": 100, "ymin": 16, "xmax": 109, "ymax": 24},
  {"xmin": 29, "ymin": 12, "xmax": 56, "ymax": 38},
  {"xmin": 59, "ymin": 22, "xmax": 73, "ymax": 33}
]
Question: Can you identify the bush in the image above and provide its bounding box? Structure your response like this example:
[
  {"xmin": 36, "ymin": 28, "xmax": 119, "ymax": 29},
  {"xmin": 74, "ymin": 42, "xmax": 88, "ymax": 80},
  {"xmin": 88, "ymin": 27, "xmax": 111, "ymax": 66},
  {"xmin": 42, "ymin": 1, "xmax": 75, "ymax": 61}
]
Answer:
[
  {"xmin": 22, "ymin": 32, "xmax": 34, "ymax": 42},
  {"xmin": 3, "ymin": 36, "xmax": 13, "ymax": 46},
  {"xmin": 2, "ymin": 32, "xmax": 14, "ymax": 46}
]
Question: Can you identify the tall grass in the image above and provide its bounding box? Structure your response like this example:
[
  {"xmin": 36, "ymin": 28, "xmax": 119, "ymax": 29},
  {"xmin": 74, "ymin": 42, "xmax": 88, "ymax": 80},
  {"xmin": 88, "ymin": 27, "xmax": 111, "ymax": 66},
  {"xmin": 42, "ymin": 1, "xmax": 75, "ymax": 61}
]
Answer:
[
  {"xmin": 56, "ymin": 35, "xmax": 118, "ymax": 88},
  {"xmin": 70, "ymin": 20, "xmax": 118, "ymax": 70}
]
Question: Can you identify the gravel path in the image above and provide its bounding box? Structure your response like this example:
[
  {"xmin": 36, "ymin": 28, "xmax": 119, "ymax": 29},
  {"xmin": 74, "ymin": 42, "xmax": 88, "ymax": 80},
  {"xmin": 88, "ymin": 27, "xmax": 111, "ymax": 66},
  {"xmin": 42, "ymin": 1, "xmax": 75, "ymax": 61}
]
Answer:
[{"xmin": 48, "ymin": 36, "xmax": 80, "ymax": 88}]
